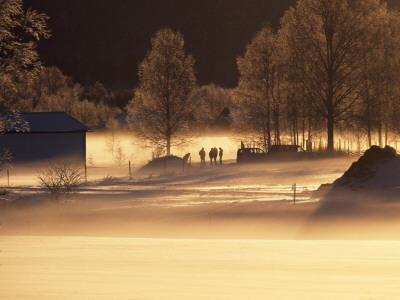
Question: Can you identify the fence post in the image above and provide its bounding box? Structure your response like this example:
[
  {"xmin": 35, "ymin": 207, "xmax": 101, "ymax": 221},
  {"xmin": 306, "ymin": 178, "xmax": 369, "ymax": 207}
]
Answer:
[
  {"xmin": 84, "ymin": 164, "xmax": 87, "ymax": 183},
  {"xmin": 292, "ymin": 183, "xmax": 296, "ymax": 204},
  {"xmin": 129, "ymin": 160, "xmax": 132, "ymax": 180},
  {"xmin": 7, "ymin": 168, "xmax": 9, "ymax": 186},
  {"xmin": 164, "ymin": 156, "xmax": 167, "ymax": 175}
]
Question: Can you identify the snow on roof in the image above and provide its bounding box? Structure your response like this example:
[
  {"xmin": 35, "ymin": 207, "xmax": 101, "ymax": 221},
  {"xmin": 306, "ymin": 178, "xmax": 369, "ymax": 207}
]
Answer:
[{"xmin": 1, "ymin": 112, "xmax": 90, "ymax": 133}]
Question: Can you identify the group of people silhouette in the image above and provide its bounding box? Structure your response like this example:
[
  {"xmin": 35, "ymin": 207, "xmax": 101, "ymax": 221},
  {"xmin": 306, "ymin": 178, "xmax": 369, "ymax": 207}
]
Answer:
[{"xmin": 198, "ymin": 147, "xmax": 223, "ymax": 166}]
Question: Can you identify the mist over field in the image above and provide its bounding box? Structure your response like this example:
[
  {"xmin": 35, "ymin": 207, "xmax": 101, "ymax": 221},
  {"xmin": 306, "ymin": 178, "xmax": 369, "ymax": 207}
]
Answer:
[
  {"xmin": 2, "ymin": 133, "xmax": 400, "ymax": 299},
  {"xmin": 1, "ymin": 132, "xmax": 400, "ymax": 240},
  {"xmin": 3, "ymin": 0, "xmax": 400, "ymax": 298}
]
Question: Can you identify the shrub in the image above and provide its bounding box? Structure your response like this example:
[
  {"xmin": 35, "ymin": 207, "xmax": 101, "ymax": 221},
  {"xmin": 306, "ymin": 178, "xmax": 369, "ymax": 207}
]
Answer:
[{"xmin": 37, "ymin": 161, "xmax": 83, "ymax": 202}]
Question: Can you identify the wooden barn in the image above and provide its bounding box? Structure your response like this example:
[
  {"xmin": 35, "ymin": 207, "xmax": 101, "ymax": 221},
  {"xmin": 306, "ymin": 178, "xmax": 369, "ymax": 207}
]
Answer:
[{"xmin": 0, "ymin": 112, "xmax": 90, "ymax": 165}]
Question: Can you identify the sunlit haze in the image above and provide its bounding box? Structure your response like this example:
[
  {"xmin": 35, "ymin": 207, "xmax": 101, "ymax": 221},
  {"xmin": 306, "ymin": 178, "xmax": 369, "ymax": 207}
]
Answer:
[{"xmin": 2, "ymin": 0, "xmax": 400, "ymax": 298}]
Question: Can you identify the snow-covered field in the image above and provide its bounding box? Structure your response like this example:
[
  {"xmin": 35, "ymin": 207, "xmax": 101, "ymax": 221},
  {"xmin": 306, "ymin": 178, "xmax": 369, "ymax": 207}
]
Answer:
[
  {"xmin": 1, "ymin": 136, "xmax": 400, "ymax": 299},
  {"xmin": 1, "ymin": 157, "xmax": 352, "ymax": 238},
  {"xmin": 1, "ymin": 237, "xmax": 400, "ymax": 299}
]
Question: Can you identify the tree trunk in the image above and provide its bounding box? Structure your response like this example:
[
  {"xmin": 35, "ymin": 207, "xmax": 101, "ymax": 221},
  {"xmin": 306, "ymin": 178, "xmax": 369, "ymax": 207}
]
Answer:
[
  {"xmin": 367, "ymin": 130, "xmax": 372, "ymax": 148},
  {"xmin": 378, "ymin": 122, "xmax": 382, "ymax": 148},
  {"xmin": 308, "ymin": 100, "xmax": 312, "ymax": 148},
  {"xmin": 385, "ymin": 122, "xmax": 388, "ymax": 146},
  {"xmin": 366, "ymin": 103, "xmax": 372, "ymax": 147},
  {"xmin": 267, "ymin": 102, "xmax": 271, "ymax": 152},
  {"xmin": 166, "ymin": 135, "xmax": 171, "ymax": 156},
  {"xmin": 274, "ymin": 105, "xmax": 280, "ymax": 145},
  {"xmin": 263, "ymin": 132, "xmax": 267, "ymax": 153},
  {"xmin": 327, "ymin": 112, "xmax": 334, "ymax": 152}
]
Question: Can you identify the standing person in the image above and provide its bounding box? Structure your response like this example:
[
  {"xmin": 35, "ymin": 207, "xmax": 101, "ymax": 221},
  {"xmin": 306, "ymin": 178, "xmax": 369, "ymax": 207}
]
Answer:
[
  {"xmin": 209, "ymin": 148, "xmax": 213, "ymax": 165},
  {"xmin": 213, "ymin": 147, "xmax": 218, "ymax": 165},
  {"xmin": 199, "ymin": 148, "xmax": 206, "ymax": 166},
  {"xmin": 183, "ymin": 153, "xmax": 190, "ymax": 163},
  {"xmin": 219, "ymin": 147, "xmax": 223, "ymax": 164}
]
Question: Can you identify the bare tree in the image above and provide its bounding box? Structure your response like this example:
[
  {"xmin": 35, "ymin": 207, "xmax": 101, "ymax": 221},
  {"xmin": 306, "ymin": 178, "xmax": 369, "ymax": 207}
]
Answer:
[
  {"xmin": 236, "ymin": 26, "xmax": 283, "ymax": 151},
  {"xmin": 280, "ymin": 0, "xmax": 384, "ymax": 152},
  {"xmin": 357, "ymin": 7, "xmax": 400, "ymax": 147},
  {"xmin": 126, "ymin": 28, "xmax": 198, "ymax": 155},
  {"xmin": 113, "ymin": 146, "xmax": 126, "ymax": 166},
  {"xmin": 104, "ymin": 118, "xmax": 120, "ymax": 160}
]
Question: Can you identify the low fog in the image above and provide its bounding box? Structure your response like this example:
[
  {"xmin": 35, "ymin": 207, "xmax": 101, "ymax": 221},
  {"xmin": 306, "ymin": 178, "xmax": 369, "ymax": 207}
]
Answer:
[
  {"xmin": 3, "ymin": 133, "xmax": 400, "ymax": 300},
  {"xmin": 2, "ymin": 132, "xmax": 400, "ymax": 240}
]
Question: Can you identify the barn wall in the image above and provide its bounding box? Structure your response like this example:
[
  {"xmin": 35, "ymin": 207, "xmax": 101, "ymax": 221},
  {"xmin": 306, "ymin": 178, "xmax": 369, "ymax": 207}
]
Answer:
[{"xmin": 0, "ymin": 132, "xmax": 86, "ymax": 165}]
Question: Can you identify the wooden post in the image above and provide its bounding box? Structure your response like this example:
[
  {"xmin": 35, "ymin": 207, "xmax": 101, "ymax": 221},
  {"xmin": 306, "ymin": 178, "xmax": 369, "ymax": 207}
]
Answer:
[
  {"xmin": 7, "ymin": 168, "xmax": 9, "ymax": 187},
  {"xmin": 129, "ymin": 161, "xmax": 132, "ymax": 180},
  {"xmin": 292, "ymin": 183, "xmax": 296, "ymax": 204},
  {"xmin": 84, "ymin": 164, "xmax": 87, "ymax": 183}
]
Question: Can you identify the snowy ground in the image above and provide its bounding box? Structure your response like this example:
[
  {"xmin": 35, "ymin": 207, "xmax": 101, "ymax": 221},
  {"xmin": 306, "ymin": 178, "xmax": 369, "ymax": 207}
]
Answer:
[
  {"xmin": 1, "ymin": 158, "xmax": 353, "ymax": 238},
  {"xmin": 2, "ymin": 156, "xmax": 400, "ymax": 239},
  {"xmin": 1, "ymin": 237, "xmax": 400, "ymax": 300},
  {"xmin": 2, "ymin": 153, "xmax": 400, "ymax": 299}
]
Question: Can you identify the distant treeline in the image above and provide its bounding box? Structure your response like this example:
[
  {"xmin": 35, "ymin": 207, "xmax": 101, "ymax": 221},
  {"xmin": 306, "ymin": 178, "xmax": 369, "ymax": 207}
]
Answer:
[{"xmin": 125, "ymin": 0, "xmax": 400, "ymax": 155}]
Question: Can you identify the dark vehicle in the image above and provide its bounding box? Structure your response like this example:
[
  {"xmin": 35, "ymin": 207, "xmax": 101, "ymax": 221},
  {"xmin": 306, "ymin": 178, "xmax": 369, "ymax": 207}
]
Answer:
[
  {"xmin": 237, "ymin": 145, "xmax": 312, "ymax": 164},
  {"xmin": 236, "ymin": 147, "xmax": 268, "ymax": 164},
  {"xmin": 268, "ymin": 145, "xmax": 313, "ymax": 160}
]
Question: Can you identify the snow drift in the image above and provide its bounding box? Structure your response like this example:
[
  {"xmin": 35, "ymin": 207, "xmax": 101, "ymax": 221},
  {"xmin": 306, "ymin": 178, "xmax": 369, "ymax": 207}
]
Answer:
[
  {"xmin": 309, "ymin": 146, "xmax": 400, "ymax": 221},
  {"xmin": 305, "ymin": 146, "xmax": 400, "ymax": 237},
  {"xmin": 137, "ymin": 155, "xmax": 189, "ymax": 176},
  {"xmin": 332, "ymin": 145, "xmax": 400, "ymax": 190},
  {"xmin": 314, "ymin": 145, "xmax": 400, "ymax": 202}
]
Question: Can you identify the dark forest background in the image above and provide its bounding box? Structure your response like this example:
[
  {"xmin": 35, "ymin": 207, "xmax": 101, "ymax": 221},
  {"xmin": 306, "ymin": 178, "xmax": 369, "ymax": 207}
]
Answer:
[
  {"xmin": 25, "ymin": 0, "xmax": 400, "ymax": 90},
  {"xmin": 21, "ymin": 0, "xmax": 310, "ymax": 89},
  {"xmin": 3, "ymin": 0, "xmax": 400, "ymax": 154}
]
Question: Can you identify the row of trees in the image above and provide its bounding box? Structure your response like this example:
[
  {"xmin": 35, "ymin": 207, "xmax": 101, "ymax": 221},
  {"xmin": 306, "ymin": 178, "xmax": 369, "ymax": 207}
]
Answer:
[
  {"xmin": 127, "ymin": 0, "xmax": 400, "ymax": 154},
  {"xmin": 3, "ymin": 0, "xmax": 400, "ymax": 156},
  {"xmin": 1, "ymin": 66, "xmax": 120, "ymax": 127},
  {"xmin": 237, "ymin": 0, "xmax": 400, "ymax": 152},
  {"xmin": 0, "ymin": 0, "xmax": 120, "ymax": 129}
]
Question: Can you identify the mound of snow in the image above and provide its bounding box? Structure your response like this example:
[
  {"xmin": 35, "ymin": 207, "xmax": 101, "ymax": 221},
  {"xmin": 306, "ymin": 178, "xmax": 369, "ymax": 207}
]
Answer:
[
  {"xmin": 137, "ymin": 155, "xmax": 188, "ymax": 176},
  {"xmin": 310, "ymin": 146, "xmax": 400, "ymax": 220},
  {"xmin": 332, "ymin": 145, "xmax": 400, "ymax": 190}
]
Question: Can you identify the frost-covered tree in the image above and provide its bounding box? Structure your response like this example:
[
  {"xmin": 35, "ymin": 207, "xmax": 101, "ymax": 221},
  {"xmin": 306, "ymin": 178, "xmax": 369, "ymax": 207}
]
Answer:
[
  {"xmin": 356, "ymin": 6, "xmax": 400, "ymax": 147},
  {"xmin": 195, "ymin": 83, "xmax": 233, "ymax": 118},
  {"xmin": 127, "ymin": 28, "xmax": 198, "ymax": 155},
  {"xmin": 83, "ymin": 81, "xmax": 113, "ymax": 105},
  {"xmin": 0, "ymin": 0, "xmax": 50, "ymax": 110},
  {"xmin": 236, "ymin": 26, "xmax": 284, "ymax": 151},
  {"xmin": 12, "ymin": 66, "xmax": 119, "ymax": 127},
  {"xmin": 280, "ymin": 0, "xmax": 384, "ymax": 152}
]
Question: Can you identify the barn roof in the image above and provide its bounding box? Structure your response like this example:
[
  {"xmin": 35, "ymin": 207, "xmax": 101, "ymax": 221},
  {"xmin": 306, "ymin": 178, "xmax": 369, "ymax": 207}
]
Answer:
[{"xmin": 1, "ymin": 112, "xmax": 90, "ymax": 133}]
